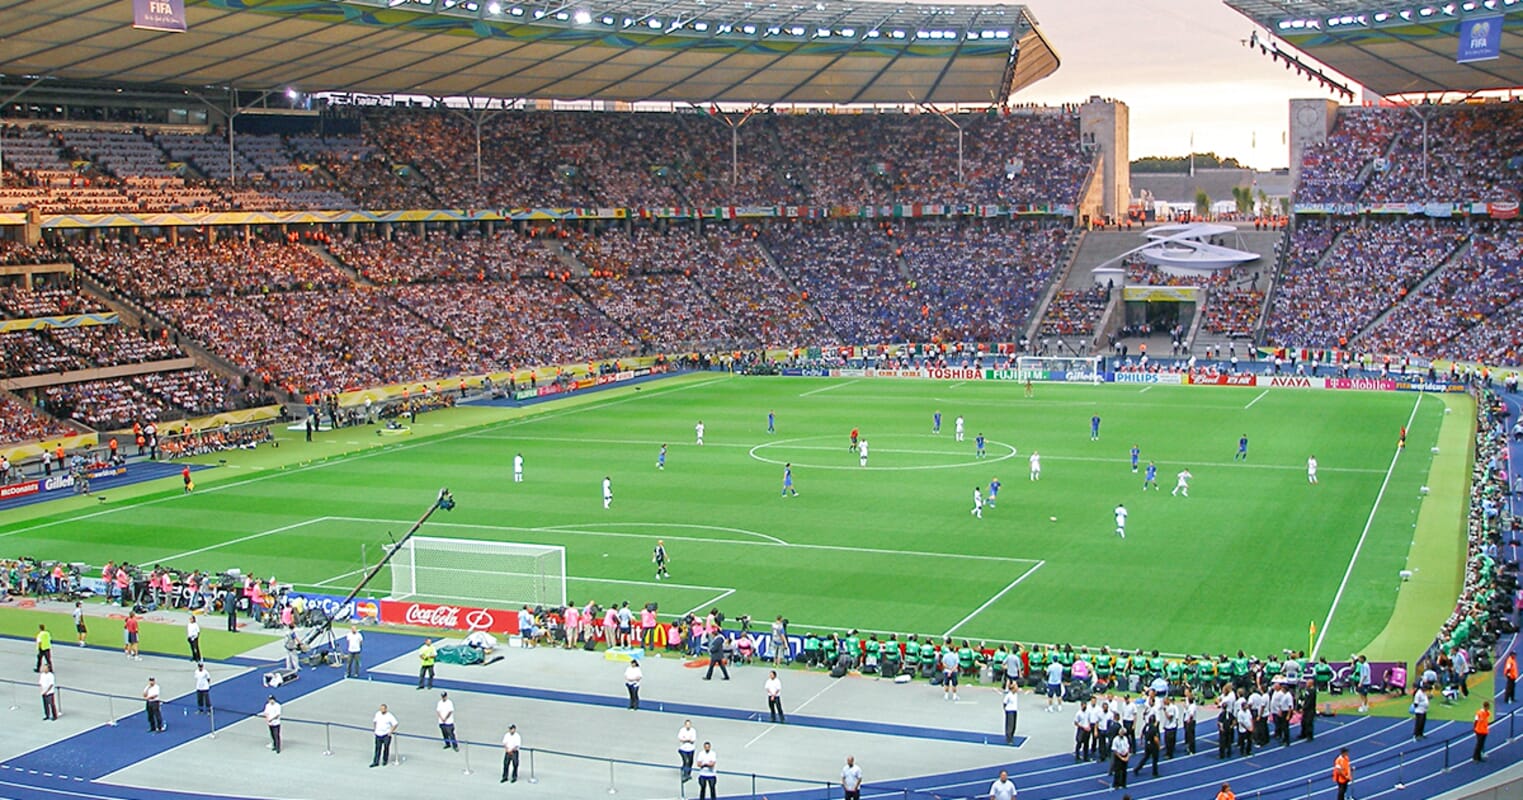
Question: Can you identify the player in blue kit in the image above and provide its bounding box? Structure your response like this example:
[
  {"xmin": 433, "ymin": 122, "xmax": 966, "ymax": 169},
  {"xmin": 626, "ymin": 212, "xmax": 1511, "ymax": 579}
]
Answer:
[
  {"xmin": 1091, "ymin": 415, "xmax": 1102, "ymax": 441},
  {"xmin": 1130, "ymin": 445, "xmax": 1140, "ymax": 473},
  {"xmin": 767, "ymin": 411, "xmax": 775, "ymax": 434},
  {"xmin": 1235, "ymin": 434, "xmax": 1248, "ymax": 461},
  {"xmin": 988, "ymin": 477, "xmax": 1001, "ymax": 508},
  {"xmin": 1143, "ymin": 461, "xmax": 1158, "ymax": 491},
  {"xmin": 782, "ymin": 463, "xmax": 799, "ymax": 497},
  {"xmin": 975, "ymin": 434, "xmax": 986, "ymax": 459},
  {"xmin": 657, "ymin": 443, "xmax": 667, "ymax": 470},
  {"xmin": 933, "ymin": 411, "xmax": 942, "ymax": 434}
]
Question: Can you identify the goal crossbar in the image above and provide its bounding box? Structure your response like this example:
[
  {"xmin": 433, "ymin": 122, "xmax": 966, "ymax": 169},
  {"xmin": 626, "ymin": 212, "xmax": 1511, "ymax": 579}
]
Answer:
[{"xmin": 389, "ymin": 535, "xmax": 567, "ymax": 609}]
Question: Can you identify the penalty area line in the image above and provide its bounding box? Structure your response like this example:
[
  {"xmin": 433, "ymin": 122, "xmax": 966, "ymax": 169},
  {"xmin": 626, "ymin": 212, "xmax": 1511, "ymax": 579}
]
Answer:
[
  {"xmin": 942, "ymin": 560, "xmax": 1046, "ymax": 638},
  {"xmin": 1244, "ymin": 389, "xmax": 1270, "ymax": 409}
]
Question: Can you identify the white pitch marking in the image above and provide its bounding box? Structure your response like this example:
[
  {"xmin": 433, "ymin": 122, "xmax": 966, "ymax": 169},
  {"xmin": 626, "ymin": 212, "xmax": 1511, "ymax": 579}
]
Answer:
[
  {"xmin": 942, "ymin": 560, "xmax": 1046, "ymax": 638},
  {"xmin": 1312, "ymin": 392, "xmax": 1425, "ymax": 657},
  {"xmin": 1244, "ymin": 389, "xmax": 1270, "ymax": 409},
  {"xmin": 798, "ymin": 380, "xmax": 858, "ymax": 398}
]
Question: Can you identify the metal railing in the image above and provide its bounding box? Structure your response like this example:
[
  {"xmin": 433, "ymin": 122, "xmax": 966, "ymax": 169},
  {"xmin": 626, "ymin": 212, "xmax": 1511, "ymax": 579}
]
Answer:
[{"xmin": 2, "ymin": 677, "xmax": 848, "ymax": 799}]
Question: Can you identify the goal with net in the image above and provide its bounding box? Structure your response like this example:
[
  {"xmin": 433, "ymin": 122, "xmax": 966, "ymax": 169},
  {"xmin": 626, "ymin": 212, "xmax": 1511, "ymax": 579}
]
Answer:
[
  {"xmin": 1014, "ymin": 355, "xmax": 1104, "ymax": 383},
  {"xmin": 388, "ymin": 536, "xmax": 567, "ymax": 609}
]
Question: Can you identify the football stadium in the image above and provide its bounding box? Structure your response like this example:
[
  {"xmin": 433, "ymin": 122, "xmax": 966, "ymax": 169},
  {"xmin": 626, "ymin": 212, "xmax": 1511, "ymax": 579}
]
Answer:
[{"xmin": 0, "ymin": 0, "xmax": 1521, "ymax": 798}]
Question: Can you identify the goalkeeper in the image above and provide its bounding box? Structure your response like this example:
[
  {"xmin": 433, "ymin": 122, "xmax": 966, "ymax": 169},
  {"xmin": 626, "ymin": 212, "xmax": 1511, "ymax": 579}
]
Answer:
[{"xmin": 653, "ymin": 540, "xmax": 671, "ymax": 581}]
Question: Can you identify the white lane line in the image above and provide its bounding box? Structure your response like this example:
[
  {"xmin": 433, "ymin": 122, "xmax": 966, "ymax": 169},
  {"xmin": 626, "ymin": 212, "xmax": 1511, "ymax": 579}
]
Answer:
[
  {"xmin": 1244, "ymin": 389, "xmax": 1270, "ymax": 409},
  {"xmin": 798, "ymin": 380, "xmax": 858, "ymax": 397},
  {"xmin": 942, "ymin": 560, "xmax": 1046, "ymax": 638},
  {"xmin": 1312, "ymin": 392, "xmax": 1425, "ymax": 658},
  {"xmin": 1139, "ymin": 385, "xmax": 1154, "ymax": 394},
  {"xmin": 744, "ymin": 679, "xmax": 842, "ymax": 748}
]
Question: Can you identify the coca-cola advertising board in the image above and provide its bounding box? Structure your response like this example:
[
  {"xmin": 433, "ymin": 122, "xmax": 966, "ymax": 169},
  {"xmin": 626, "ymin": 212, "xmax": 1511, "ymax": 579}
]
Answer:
[{"xmin": 378, "ymin": 599, "xmax": 520, "ymax": 635}]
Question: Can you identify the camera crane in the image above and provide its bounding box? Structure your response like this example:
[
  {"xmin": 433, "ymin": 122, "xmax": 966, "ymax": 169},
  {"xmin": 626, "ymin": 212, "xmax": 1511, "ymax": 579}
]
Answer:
[{"xmin": 301, "ymin": 488, "xmax": 456, "ymax": 655}]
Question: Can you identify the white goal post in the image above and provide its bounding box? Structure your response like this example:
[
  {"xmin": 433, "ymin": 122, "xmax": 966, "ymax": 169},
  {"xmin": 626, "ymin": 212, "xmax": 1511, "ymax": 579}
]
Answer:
[
  {"xmin": 389, "ymin": 536, "xmax": 567, "ymax": 609},
  {"xmin": 1014, "ymin": 355, "xmax": 1104, "ymax": 384}
]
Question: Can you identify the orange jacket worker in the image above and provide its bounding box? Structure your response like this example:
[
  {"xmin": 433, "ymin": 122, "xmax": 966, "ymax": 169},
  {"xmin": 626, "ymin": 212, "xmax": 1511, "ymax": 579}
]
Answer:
[{"xmin": 1332, "ymin": 748, "xmax": 1352, "ymax": 800}]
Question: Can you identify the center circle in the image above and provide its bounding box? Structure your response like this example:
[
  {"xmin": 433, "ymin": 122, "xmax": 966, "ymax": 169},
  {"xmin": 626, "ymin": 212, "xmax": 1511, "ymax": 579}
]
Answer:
[{"xmin": 748, "ymin": 434, "xmax": 1018, "ymax": 471}]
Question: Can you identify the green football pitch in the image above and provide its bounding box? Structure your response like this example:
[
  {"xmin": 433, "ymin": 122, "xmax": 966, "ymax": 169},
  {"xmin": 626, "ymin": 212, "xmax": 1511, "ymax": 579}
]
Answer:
[{"xmin": 0, "ymin": 373, "xmax": 1466, "ymax": 659}]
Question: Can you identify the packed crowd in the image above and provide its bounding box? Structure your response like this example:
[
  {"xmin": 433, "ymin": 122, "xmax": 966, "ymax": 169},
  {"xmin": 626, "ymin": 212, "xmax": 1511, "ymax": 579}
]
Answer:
[
  {"xmin": 0, "ymin": 240, "xmax": 67, "ymax": 266},
  {"xmin": 1363, "ymin": 104, "xmax": 1523, "ymax": 203},
  {"xmin": 1263, "ymin": 218, "xmax": 1466, "ymax": 349},
  {"xmin": 68, "ymin": 238, "xmax": 349, "ymax": 299},
  {"xmin": 326, "ymin": 229, "xmax": 563, "ymax": 284},
  {"xmin": 0, "ymin": 393, "xmax": 73, "ymax": 446},
  {"xmin": 1295, "ymin": 108, "xmax": 1412, "ymax": 204},
  {"xmin": 4, "ymin": 108, "xmax": 1092, "ymax": 217},
  {"xmin": 760, "ymin": 222, "xmax": 923, "ymax": 343},
  {"xmin": 360, "ymin": 108, "xmax": 1089, "ymax": 209},
  {"xmin": 38, "ymin": 368, "xmax": 238, "ymax": 429},
  {"xmin": 0, "ymin": 285, "xmax": 107, "ymax": 317},
  {"xmin": 686, "ymin": 227, "xmax": 835, "ymax": 348},
  {"xmin": 898, "ymin": 221, "xmax": 1073, "ymax": 342},
  {"xmin": 1200, "ymin": 290, "xmax": 1265, "ymax": 339},
  {"xmin": 388, "ymin": 279, "xmax": 630, "ymax": 368},
  {"xmin": 1362, "ymin": 223, "xmax": 1523, "ymax": 358}
]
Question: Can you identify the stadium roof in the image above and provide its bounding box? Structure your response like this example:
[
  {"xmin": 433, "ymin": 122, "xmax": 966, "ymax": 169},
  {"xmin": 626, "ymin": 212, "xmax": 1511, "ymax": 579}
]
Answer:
[
  {"xmin": 1226, "ymin": 1, "xmax": 1523, "ymax": 96},
  {"xmin": 0, "ymin": 0, "xmax": 1057, "ymax": 105}
]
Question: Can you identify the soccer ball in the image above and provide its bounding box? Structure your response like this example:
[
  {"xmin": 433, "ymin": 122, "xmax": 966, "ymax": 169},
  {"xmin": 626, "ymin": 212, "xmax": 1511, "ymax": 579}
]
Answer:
[{"xmin": 1049, "ymin": 516, "xmax": 1057, "ymax": 522}]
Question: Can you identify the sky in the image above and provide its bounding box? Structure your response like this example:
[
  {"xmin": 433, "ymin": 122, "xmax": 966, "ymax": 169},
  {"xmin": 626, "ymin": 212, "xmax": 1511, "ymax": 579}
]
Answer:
[{"xmin": 1007, "ymin": 0, "xmax": 1353, "ymax": 170}]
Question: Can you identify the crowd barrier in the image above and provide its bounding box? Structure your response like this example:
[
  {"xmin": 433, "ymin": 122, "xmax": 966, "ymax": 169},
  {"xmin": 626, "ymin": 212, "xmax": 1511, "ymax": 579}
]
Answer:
[{"xmin": 0, "ymin": 676, "xmax": 846, "ymax": 799}]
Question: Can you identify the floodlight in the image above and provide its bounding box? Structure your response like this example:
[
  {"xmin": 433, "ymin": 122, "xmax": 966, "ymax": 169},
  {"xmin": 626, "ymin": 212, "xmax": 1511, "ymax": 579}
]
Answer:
[
  {"xmin": 694, "ymin": 21, "xmax": 708, "ymax": 30},
  {"xmin": 742, "ymin": 23, "xmax": 756, "ymax": 33},
  {"xmin": 840, "ymin": 27, "xmax": 854, "ymax": 35},
  {"xmin": 487, "ymin": 2, "xmax": 500, "ymax": 13},
  {"xmin": 648, "ymin": 18, "xmax": 662, "ymax": 27},
  {"xmin": 573, "ymin": 9, "xmax": 590, "ymax": 23}
]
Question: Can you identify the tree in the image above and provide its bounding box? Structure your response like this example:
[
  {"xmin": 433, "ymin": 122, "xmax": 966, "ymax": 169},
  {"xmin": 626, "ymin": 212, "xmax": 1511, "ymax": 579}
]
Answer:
[
  {"xmin": 1231, "ymin": 186, "xmax": 1253, "ymax": 216},
  {"xmin": 1131, "ymin": 152, "xmax": 1245, "ymax": 173},
  {"xmin": 1195, "ymin": 189, "xmax": 1211, "ymax": 218},
  {"xmin": 1278, "ymin": 197, "xmax": 1291, "ymax": 216},
  {"xmin": 1257, "ymin": 189, "xmax": 1269, "ymax": 216}
]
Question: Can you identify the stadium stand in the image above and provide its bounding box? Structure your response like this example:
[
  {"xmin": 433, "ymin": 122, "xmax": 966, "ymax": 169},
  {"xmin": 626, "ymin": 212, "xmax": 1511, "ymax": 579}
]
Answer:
[
  {"xmin": 0, "ymin": 392, "xmax": 73, "ymax": 445},
  {"xmin": 1363, "ymin": 105, "xmax": 1523, "ymax": 204},
  {"xmin": 1362, "ymin": 223, "xmax": 1523, "ymax": 358},
  {"xmin": 1294, "ymin": 108, "xmax": 1412, "ymax": 204},
  {"xmin": 1263, "ymin": 218, "xmax": 1467, "ymax": 349}
]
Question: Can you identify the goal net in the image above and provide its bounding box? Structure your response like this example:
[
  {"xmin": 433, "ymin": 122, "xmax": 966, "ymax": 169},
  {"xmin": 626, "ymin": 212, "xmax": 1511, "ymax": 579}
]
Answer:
[
  {"xmin": 389, "ymin": 536, "xmax": 567, "ymax": 609},
  {"xmin": 1015, "ymin": 355, "xmax": 1104, "ymax": 384}
]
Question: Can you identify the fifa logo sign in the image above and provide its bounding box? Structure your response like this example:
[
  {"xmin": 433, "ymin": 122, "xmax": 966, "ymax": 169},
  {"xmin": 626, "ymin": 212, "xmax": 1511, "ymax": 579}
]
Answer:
[{"xmin": 1470, "ymin": 20, "xmax": 1491, "ymax": 49}]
